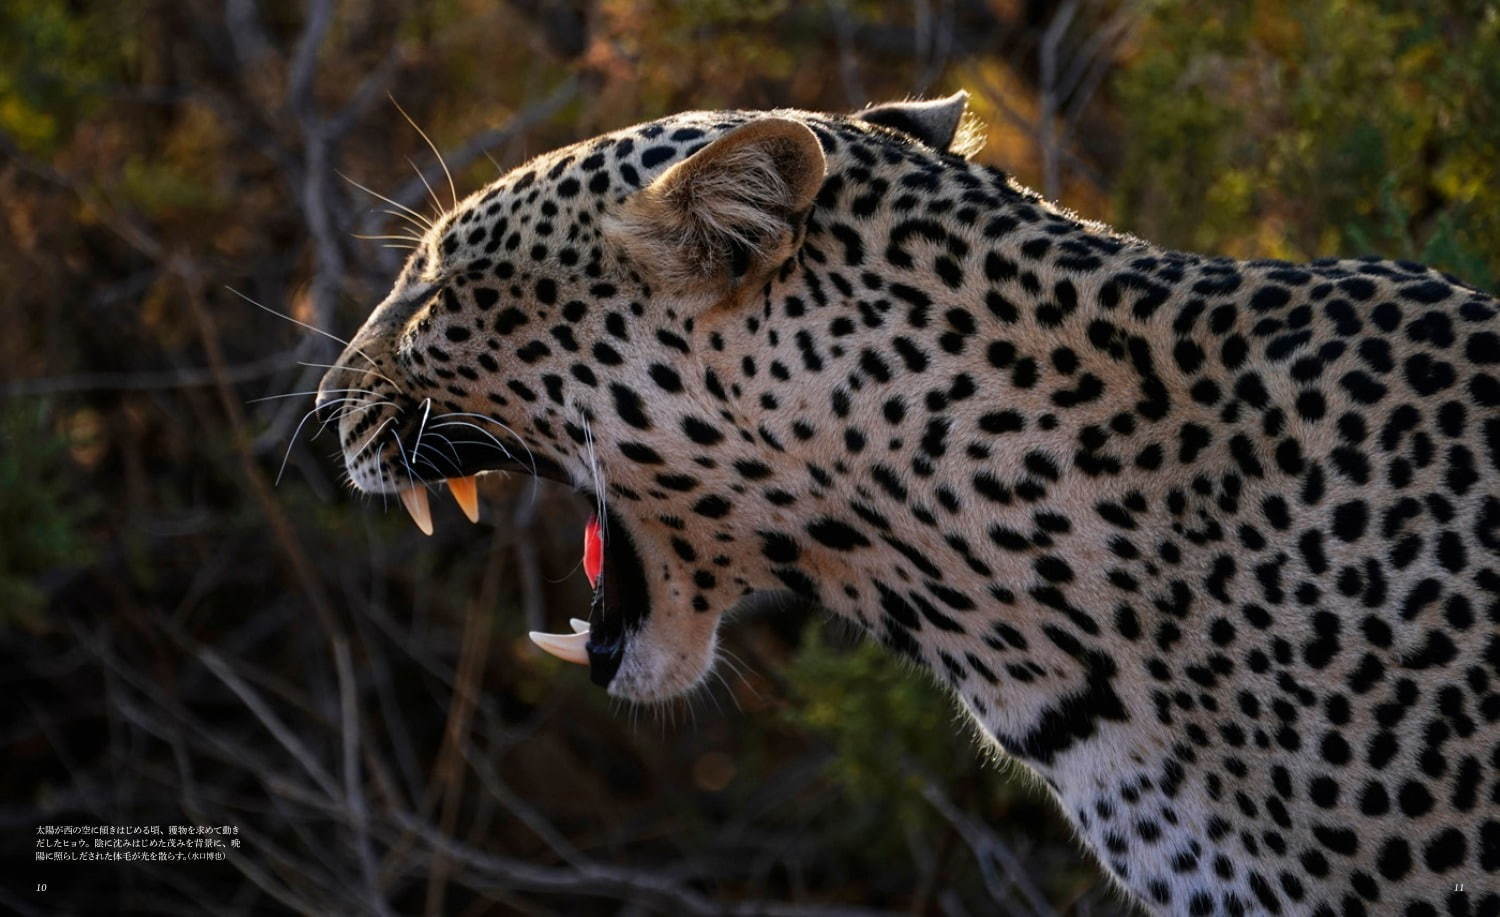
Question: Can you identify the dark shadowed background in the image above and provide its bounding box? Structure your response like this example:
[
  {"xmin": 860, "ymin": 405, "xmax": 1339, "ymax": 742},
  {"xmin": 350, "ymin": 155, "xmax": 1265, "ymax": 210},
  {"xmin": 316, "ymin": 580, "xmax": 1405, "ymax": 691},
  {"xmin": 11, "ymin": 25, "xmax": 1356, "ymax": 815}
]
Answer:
[{"xmin": 3, "ymin": 1, "xmax": 1495, "ymax": 914}]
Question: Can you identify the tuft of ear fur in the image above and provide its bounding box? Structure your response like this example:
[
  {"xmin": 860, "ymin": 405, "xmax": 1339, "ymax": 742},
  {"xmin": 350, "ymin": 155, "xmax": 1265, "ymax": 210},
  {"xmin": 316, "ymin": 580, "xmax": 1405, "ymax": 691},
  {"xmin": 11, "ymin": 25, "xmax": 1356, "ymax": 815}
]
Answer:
[
  {"xmin": 857, "ymin": 91, "xmax": 984, "ymax": 157},
  {"xmin": 605, "ymin": 118, "xmax": 826, "ymax": 301},
  {"xmin": 948, "ymin": 105, "xmax": 987, "ymax": 159}
]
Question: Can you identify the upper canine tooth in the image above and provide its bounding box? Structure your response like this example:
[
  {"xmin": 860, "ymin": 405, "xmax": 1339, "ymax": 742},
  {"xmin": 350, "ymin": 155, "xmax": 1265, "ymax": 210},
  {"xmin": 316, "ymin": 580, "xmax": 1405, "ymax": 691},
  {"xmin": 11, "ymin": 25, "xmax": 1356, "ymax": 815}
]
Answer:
[
  {"xmin": 399, "ymin": 486, "xmax": 434, "ymax": 536},
  {"xmin": 528, "ymin": 630, "xmax": 590, "ymax": 665},
  {"xmin": 447, "ymin": 476, "xmax": 480, "ymax": 523},
  {"xmin": 568, "ymin": 617, "xmax": 591, "ymax": 634}
]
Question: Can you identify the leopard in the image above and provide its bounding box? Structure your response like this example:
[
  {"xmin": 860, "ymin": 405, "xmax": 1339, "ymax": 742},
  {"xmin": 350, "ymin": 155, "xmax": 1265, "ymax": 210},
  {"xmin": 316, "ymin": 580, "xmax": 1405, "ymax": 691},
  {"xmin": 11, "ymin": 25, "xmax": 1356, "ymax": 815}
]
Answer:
[{"xmin": 316, "ymin": 93, "xmax": 1500, "ymax": 915}]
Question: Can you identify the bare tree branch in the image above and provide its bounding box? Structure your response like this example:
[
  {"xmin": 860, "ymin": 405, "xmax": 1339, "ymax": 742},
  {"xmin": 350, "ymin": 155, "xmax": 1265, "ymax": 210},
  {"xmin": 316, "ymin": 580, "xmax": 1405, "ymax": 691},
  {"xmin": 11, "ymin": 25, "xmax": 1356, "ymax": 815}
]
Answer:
[
  {"xmin": 196, "ymin": 647, "xmax": 341, "ymax": 800},
  {"xmin": 286, "ymin": 0, "xmax": 335, "ymax": 117},
  {"xmin": 0, "ymin": 353, "xmax": 298, "ymax": 396},
  {"xmin": 917, "ymin": 777, "xmax": 1057, "ymax": 917},
  {"xmin": 389, "ymin": 810, "xmax": 903, "ymax": 917},
  {"xmin": 1038, "ymin": 0, "xmax": 1079, "ymax": 201}
]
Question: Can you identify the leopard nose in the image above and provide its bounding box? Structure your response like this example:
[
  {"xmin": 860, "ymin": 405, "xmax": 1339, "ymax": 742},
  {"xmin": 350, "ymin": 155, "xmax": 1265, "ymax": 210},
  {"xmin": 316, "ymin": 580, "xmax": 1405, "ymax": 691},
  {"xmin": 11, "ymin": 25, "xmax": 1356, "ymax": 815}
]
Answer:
[
  {"xmin": 314, "ymin": 364, "xmax": 354, "ymax": 424},
  {"xmin": 313, "ymin": 390, "xmax": 339, "ymax": 426}
]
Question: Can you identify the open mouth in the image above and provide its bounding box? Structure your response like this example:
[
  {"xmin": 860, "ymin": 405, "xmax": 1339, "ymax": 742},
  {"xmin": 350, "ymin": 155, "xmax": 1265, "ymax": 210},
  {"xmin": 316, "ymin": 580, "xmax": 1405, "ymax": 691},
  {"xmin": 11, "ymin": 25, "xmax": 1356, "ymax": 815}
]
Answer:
[
  {"xmin": 531, "ymin": 508, "xmax": 649, "ymax": 687},
  {"xmin": 388, "ymin": 440, "xmax": 649, "ymax": 689}
]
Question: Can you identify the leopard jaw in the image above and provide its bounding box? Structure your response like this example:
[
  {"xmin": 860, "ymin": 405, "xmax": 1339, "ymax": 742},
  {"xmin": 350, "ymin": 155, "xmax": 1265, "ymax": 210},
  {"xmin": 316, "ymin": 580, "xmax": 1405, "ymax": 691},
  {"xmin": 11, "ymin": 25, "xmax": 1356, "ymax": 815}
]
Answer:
[{"xmin": 387, "ymin": 480, "xmax": 613, "ymax": 670}]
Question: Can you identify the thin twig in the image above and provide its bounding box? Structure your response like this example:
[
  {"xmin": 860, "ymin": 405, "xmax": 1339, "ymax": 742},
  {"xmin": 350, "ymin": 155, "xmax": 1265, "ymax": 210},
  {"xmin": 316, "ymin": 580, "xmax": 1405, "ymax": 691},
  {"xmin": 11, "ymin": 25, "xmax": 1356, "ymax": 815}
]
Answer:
[
  {"xmin": 196, "ymin": 647, "xmax": 340, "ymax": 800},
  {"xmin": 336, "ymin": 637, "xmax": 393, "ymax": 916}
]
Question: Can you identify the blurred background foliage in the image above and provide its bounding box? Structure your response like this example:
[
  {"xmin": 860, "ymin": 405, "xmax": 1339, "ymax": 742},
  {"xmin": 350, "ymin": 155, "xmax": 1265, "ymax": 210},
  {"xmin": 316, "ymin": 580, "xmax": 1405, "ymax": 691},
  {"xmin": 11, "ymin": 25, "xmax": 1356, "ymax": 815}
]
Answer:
[
  {"xmin": 1, "ymin": 1, "xmax": 1493, "ymax": 914},
  {"xmin": 1115, "ymin": 0, "xmax": 1499, "ymax": 289}
]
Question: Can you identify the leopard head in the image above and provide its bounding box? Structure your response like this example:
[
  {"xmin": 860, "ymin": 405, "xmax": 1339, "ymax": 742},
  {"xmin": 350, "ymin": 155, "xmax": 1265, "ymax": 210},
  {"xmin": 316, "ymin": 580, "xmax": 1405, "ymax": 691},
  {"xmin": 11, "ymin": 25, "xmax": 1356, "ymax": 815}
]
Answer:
[{"xmin": 318, "ymin": 96, "xmax": 974, "ymax": 702}]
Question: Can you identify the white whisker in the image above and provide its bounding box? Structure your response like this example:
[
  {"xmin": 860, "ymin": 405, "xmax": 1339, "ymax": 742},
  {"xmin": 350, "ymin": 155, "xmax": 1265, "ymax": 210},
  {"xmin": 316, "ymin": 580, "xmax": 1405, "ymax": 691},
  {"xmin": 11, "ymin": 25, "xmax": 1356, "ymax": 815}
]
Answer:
[
  {"xmin": 351, "ymin": 232, "xmax": 425, "ymax": 244},
  {"xmin": 304, "ymin": 394, "xmax": 359, "ymax": 430},
  {"xmin": 414, "ymin": 397, "xmax": 433, "ymax": 466},
  {"xmin": 380, "ymin": 208, "xmax": 430, "ymax": 233},
  {"xmin": 390, "ymin": 95, "xmax": 458, "ymax": 211},
  {"xmin": 580, "ymin": 414, "xmax": 608, "ymax": 541},
  {"xmin": 319, "ymin": 400, "xmax": 393, "ymax": 437},
  {"xmin": 338, "ymin": 171, "xmax": 434, "ymax": 229},
  {"xmin": 408, "ymin": 156, "xmax": 445, "ymax": 222},
  {"xmin": 246, "ymin": 386, "xmax": 379, "ymax": 405},
  {"xmin": 275, "ymin": 406, "xmax": 322, "ymax": 486},
  {"xmin": 391, "ymin": 426, "xmax": 422, "ymax": 492},
  {"xmin": 294, "ymin": 360, "xmax": 401, "ymax": 389},
  {"xmin": 227, "ymin": 287, "xmax": 382, "ymax": 369},
  {"xmin": 432, "ymin": 412, "xmax": 538, "ymax": 474},
  {"xmin": 709, "ymin": 667, "xmax": 744, "ymax": 713},
  {"xmin": 352, "ymin": 415, "xmax": 399, "ymax": 459},
  {"xmin": 430, "ymin": 416, "xmax": 541, "ymax": 510},
  {"xmin": 415, "ymin": 428, "xmax": 465, "ymax": 470},
  {"xmin": 427, "ymin": 421, "xmax": 515, "ymax": 461}
]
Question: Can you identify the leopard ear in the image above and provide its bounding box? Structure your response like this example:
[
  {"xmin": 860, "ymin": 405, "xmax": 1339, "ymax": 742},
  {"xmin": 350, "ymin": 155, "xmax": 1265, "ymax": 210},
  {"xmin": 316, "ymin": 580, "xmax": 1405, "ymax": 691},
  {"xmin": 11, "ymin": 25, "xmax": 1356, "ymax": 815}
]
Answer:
[
  {"xmin": 606, "ymin": 118, "xmax": 826, "ymax": 301},
  {"xmin": 857, "ymin": 91, "xmax": 980, "ymax": 156}
]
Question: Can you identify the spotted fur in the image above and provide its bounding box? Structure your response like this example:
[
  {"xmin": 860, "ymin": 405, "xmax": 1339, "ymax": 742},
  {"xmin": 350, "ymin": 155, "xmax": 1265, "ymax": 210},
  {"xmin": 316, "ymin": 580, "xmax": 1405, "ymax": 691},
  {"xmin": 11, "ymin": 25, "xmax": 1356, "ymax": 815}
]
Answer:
[{"xmin": 319, "ymin": 95, "xmax": 1500, "ymax": 915}]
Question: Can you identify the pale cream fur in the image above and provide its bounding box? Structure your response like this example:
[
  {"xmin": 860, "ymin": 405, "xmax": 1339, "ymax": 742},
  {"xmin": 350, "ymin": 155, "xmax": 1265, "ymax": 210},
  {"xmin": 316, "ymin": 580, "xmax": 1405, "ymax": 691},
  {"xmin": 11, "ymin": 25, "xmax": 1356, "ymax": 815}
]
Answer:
[{"xmin": 604, "ymin": 118, "xmax": 826, "ymax": 299}]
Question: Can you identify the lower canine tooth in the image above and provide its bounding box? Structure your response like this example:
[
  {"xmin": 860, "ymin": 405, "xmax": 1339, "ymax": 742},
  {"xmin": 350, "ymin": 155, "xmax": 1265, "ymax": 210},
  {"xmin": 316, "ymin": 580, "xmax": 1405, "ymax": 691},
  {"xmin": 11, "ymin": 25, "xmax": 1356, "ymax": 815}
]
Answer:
[
  {"xmin": 568, "ymin": 617, "xmax": 590, "ymax": 634},
  {"xmin": 399, "ymin": 486, "xmax": 434, "ymax": 536},
  {"xmin": 529, "ymin": 630, "xmax": 590, "ymax": 665},
  {"xmin": 447, "ymin": 476, "xmax": 479, "ymax": 523}
]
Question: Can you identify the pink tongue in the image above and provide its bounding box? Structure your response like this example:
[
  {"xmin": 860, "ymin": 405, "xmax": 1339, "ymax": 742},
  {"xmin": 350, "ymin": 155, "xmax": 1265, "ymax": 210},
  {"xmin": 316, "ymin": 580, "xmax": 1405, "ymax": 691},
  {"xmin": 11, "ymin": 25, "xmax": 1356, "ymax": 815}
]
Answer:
[{"xmin": 583, "ymin": 515, "xmax": 603, "ymax": 588}]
